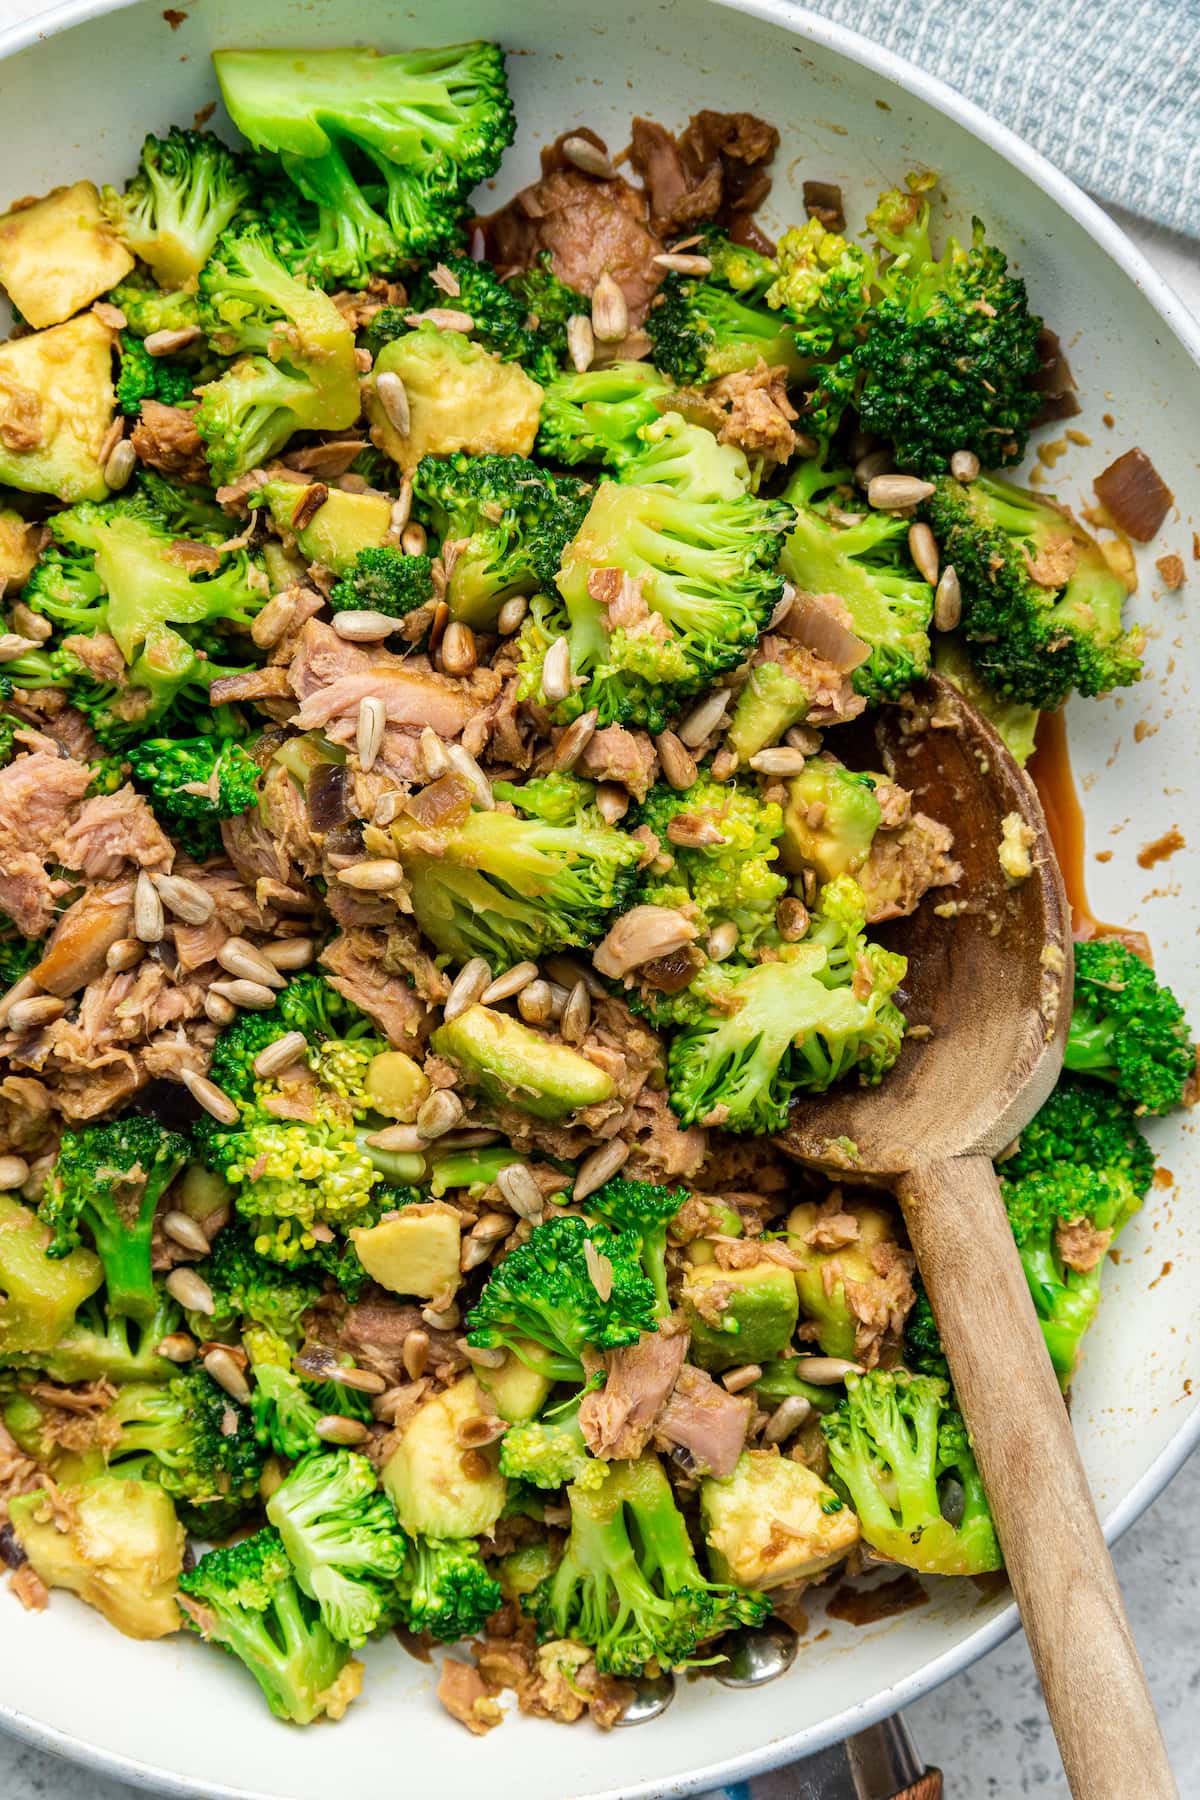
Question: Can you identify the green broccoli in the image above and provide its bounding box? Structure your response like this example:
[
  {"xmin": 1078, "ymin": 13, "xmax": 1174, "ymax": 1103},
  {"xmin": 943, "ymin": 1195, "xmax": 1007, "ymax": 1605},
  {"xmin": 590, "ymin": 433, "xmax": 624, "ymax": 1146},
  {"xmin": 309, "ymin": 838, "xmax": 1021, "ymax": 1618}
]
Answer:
[
  {"xmin": 328, "ymin": 545, "xmax": 435, "ymax": 617},
  {"xmin": 647, "ymin": 269, "xmax": 804, "ymax": 384},
  {"xmin": 765, "ymin": 217, "xmax": 874, "ymax": 365},
  {"xmin": 696, "ymin": 228, "xmax": 778, "ymax": 298},
  {"xmin": 177, "ymin": 1526, "xmax": 359, "ymax": 1723},
  {"xmin": 1063, "ymin": 940, "xmax": 1195, "ymax": 1115},
  {"xmin": 781, "ymin": 455, "xmax": 933, "ymax": 700},
  {"xmin": 1004, "ymin": 1072, "xmax": 1156, "ymax": 1197},
  {"xmin": 114, "ymin": 332, "xmax": 196, "ymax": 418},
  {"xmin": 214, "ymin": 43, "xmax": 515, "ymax": 285},
  {"xmin": 249, "ymin": 1350, "xmax": 373, "ymax": 1462},
  {"xmin": 107, "ymin": 273, "xmax": 202, "ymax": 341},
  {"xmin": 195, "ymin": 228, "xmax": 360, "ymax": 482},
  {"xmin": 398, "ymin": 1535, "xmax": 502, "ymax": 1640},
  {"xmin": 505, "ymin": 252, "xmax": 588, "ymax": 382},
  {"xmin": 193, "ymin": 1225, "xmax": 322, "ymax": 1346},
  {"xmin": 266, "ymin": 1449, "xmax": 407, "ymax": 1648},
  {"xmin": 582, "ymin": 1177, "xmax": 688, "ymax": 1317},
  {"xmin": 903, "ymin": 1279, "xmax": 949, "ymax": 1380},
  {"xmin": 32, "ymin": 1289, "xmax": 181, "ymax": 1385},
  {"xmin": 102, "ymin": 127, "xmax": 252, "ymax": 288},
  {"xmin": 635, "ymin": 774, "xmax": 787, "ymax": 956},
  {"xmin": 408, "ymin": 254, "xmax": 567, "ymax": 382},
  {"xmin": 105, "ymin": 1367, "xmax": 264, "ymax": 1505},
  {"xmin": 498, "ymin": 1396, "xmax": 607, "ymax": 1491},
  {"xmin": 466, "ymin": 1214, "xmax": 660, "ymax": 1382},
  {"xmin": 618, "ymin": 411, "xmax": 751, "ymax": 504},
  {"xmin": 413, "ymin": 450, "xmax": 591, "ymax": 630},
  {"xmin": 535, "ymin": 361, "xmax": 673, "ymax": 468},
  {"xmin": 924, "ymin": 476, "xmax": 1143, "ymax": 710},
  {"xmin": 823, "ymin": 1370, "xmax": 1002, "ymax": 1576},
  {"xmin": 38, "ymin": 1117, "xmax": 190, "ymax": 1322},
  {"xmin": 529, "ymin": 1452, "xmax": 769, "ymax": 1674},
  {"xmin": 0, "ymin": 926, "xmax": 42, "ymax": 990},
  {"xmin": 127, "ymin": 733, "xmax": 260, "ymax": 860}
]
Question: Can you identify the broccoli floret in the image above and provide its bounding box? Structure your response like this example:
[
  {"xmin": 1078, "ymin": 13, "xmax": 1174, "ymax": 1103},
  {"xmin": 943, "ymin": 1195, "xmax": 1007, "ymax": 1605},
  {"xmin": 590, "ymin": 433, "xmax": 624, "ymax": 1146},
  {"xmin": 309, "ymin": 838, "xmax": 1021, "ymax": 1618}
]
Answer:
[
  {"xmin": 34, "ymin": 1290, "xmax": 181, "ymax": 1385},
  {"xmin": 266, "ymin": 1449, "xmax": 407, "ymax": 1647},
  {"xmin": 823, "ymin": 1370, "xmax": 1002, "ymax": 1576},
  {"xmin": 202, "ymin": 975, "xmax": 373, "ymax": 1115},
  {"xmin": 177, "ymin": 1526, "xmax": 359, "ymax": 1723},
  {"xmin": 535, "ymin": 361, "xmax": 672, "ymax": 468},
  {"xmin": 249, "ymin": 1351, "xmax": 373, "ymax": 1462},
  {"xmin": 127, "ymin": 733, "xmax": 259, "ymax": 860},
  {"xmin": 409, "ymin": 254, "xmax": 561, "ymax": 381},
  {"xmin": 38, "ymin": 1117, "xmax": 189, "ymax": 1322},
  {"xmin": 328, "ymin": 545, "xmax": 435, "ymax": 617},
  {"xmin": 505, "ymin": 252, "xmax": 588, "ymax": 382},
  {"xmin": 525, "ymin": 480, "xmax": 792, "ymax": 732},
  {"xmin": 398, "ymin": 1534, "xmax": 502, "ymax": 1641},
  {"xmin": 466, "ymin": 1214, "xmax": 659, "ymax": 1382},
  {"xmin": 765, "ymin": 217, "xmax": 874, "ymax": 363},
  {"xmin": 499, "ymin": 1396, "xmax": 607, "ymax": 1492},
  {"xmin": 0, "ymin": 929, "xmax": 42, "ymax": 991},
  {"xmin": 932, "ymin": 631, "xmax": 1040, "ymax": 767},
  {"xmin": 1002, "ymin": 1163, "xmax": 1141, "ymax": 1386},
  {"xmin": 925, "ymin": 476, "xmax": 1143, "ymax": 709},
  {"xmin": 903, "ymin": 1278, "xmax": 949, "ymax": 1379},
  {"xmin": 195, "ymin": 1224, "xmax": 323, "ymax": 1345},
  {"xmin": 388, "ymin": 774, "xmax": 641, "ymax": 970},
  {"xmin": 195, "ymin": 228, "xmax": 359, "ymax": 483},
  {"xmin": 103, "ymin": 127, "xmax": 253, "ymax": 288},
  {"xmin": 635, "ymin": 774, "xmax": 787, "ymax": 956},
  {"xmin": 106, "ymin": 1367, "xmax": 264, "ymax": 1505},
  {"xmin": 114, "ymin": 332, "xmax": 196, "ymax": 418},
  {"xmin": 781, "ymin": 456, "xmax": 933, "ymax": 700},
  {"xmin": 1004, "ymin": 1072, "xmax": 1156, "ymax": 1197},
  {"xmin": 582, "ymin": 1178, "xmax": 687, "ymax": 1318},
  {"xmin": 618, "ymin": 411, "xmax": 751, "ymax": 504},
  {"xmin": 667, "ymin": 876, "xmax": 907, "ymax": 1133},
  {"xmin": 529, "ymin": 1452, "xmax": 768, "ymax": 1674},
  {"xmin": 214, "ymin": 43, "xmax": 516, "ymax": 286},
  {"xmin": 647, "ymin": 270, "xmax": 803, "ymax": 384},
  {"xmin": 108, "ymin": 273, "xmax": 202, "ymax": 340},
  {"xmin": 413, "ymin": 450, "xmax": 591, "ymax": 630},
  {"xmin": 1063, "ymin": 940, "xmax": 1194, "ymax": 1115},
  {"xmin": 696, "ymin": 228, "xmax": 778, "ymax": 298}
]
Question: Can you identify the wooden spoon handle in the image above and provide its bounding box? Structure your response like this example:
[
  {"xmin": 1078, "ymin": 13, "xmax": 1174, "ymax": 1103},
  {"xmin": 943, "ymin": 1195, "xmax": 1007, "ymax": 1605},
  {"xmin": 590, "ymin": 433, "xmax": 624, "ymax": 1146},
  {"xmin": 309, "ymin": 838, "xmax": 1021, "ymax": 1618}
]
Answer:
[{"xmin": 898, "ymin": 1152, "xmax": 1175, "ymax": 1800}]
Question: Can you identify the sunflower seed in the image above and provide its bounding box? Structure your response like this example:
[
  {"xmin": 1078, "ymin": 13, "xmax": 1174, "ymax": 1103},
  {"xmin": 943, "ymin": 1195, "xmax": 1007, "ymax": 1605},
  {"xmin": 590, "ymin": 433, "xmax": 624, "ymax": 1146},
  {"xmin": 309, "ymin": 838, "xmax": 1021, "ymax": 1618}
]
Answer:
[
  {"xmin": 721, "ymin": 1363, "xmax": 763, "ymax": 1393},
  {"xmin": 133, "ymin": 871, "xmax": 164, "ymax": 943},
  {"xmin": 584, "ymin": 1237, "xmax": 614, "ymax": 1302},
  {"xmin": 151, "ymin": 873, "xmax": 216, "ymax": 925},
  {"xmin": 0, "ymin": 634, "xmax": 39, "ymax": 662},
  {"xmin": 162, "ymin": 1210, "xmax": 210, "ymax": 1254},
  {"xmin": 390, "ymin": 478, "xmax": 414, "ymax": 535},
  {"xmin": 314, "ymin": 1414, "xmax": 370, "ymax": 1445},
  {"xmin": 156, "ymin": 1332, "xmax": 198, "ymax": 1363},
  {"xmin": 560, "ymin": 979, "xmax": 591, "ymax": 1045},
  {"xmin": 867, "ymin": 473, "xmax": 935, "ymax": 511},
  {"xmin": 854, "ymin": 447, "xmax": 895, "ymax": 487},
  {"xmin": 950, "ymin": 449, "xmax": 981, "ymax": 482},
  {"xmin": 446, "ymin": 743, "xmax": 493, "ymax": 810},
  {"xmin": 144, "ymin": 325, "xmax": 202, "ymax": 356},
  {"xmin": 776, "ymin": 897, "xmax": 810, "ymax": 941},
  {"xmin": 573, "ymin": 1137, "xmax": 630, "ymax": 1202},
  {"xmin": 0, "ymin": 976, "xmax": 37, "ymax": 1025},
  {"xmin": 707, "ymin": 920, "xmax": 739, "ymax": 962},
  {"xmin": 516, "ymin": 979, "xmax": 556, "ymax": 1026},
  {"xmin": 460, "ymin": 1341, "xmax": 505, "ymax": 1369},
  {"xmin": 908, "ymin": 521, "xmax": 939, "ymax": 585},
  {"xmin": 262, "ymin": 937, "xmax": 315, "ymax": 970},
  {"xmin": 165, "ymin": 1267, "xmax": 215, "ymax": 1314},
  {"xmin": 103, "ymin": 438, "xmax": 137, "ymax": 491},
  {"xmin": 440, "ymin": 622, "xmax": 477, "ymax": 677},
  {"xmin": 666, "ymin": 813, "xmax": 726, "ymax": 848},
  {"xmin": 567, "ymin": 313, "xmax": 595, "ymax": 372},
  {"xmin": 480, "ymin": 962, "xmax": 539, "ymax": 1005},
  {"xmin": 402, "ymin": 1330, "xmax": 430, "ymax": 1379},
  {"xmin": 209, "ymin": 977, "xmax": 278, "ymax": 1011},
  {"xmin": 357, "ymin": 695, "xmax": 386, "ymax": 771},
  {"xmin": 677, "ymin": 688, "xmax": 731, "ymax": 747},
  {"xmin": 443, "ymin": 956, "xmax": 492, "ymax": 1022},
  {"xmin": 541, "ymin": 634, "xmax": 573, "ymax": 703},
  {"xmin": 562, "ymin": 134, "xmax": 616, "ymax": 178},
  {"xmin": 762, "ymin": 1395, "xmax": 812, "ymax": 1444},
  {"xmin": 595, "ymin": 782, "xmax": 629, "ymax": 824},
  {"xmin": 366, "ymin": 1122, "xmax": 426, "ymax": 1153},
  {"xmin": 934, "ymin": 564, "xmax": 962, "ymax": 632},
  {"xmin": 331, "ymin": 1365, "xmax": 388, "ymax": 1396},
  {"xmin": 0, "ymin": 1154, "xmax": 29, "ymax": 1189},
  {"xmin": 790, "ymin": 1356, "xmax": 863, "ymax": 1384},
  {"xmin": 6, "ymin": 994, "xmax": 67, "ymax": 1032},
  {"xmin": 337, "ymin": 859, "xmax": 404, "ymax": 891},
  {"xmin": 497, "ymin": 1161, "xmax": 545, "ymax": 1222},
  {"xmin": 333, "ymin": 609, "xmax": 398, "ymax": 642},
  {"xmin": 408, "ymin": 307, "xmax": 475, "ymax": 333},
  {"xmin": 372, "ymin": 792, "xmax": 403, "ymax": 827},
  {"xmin": 181, "ymin": 1069, "xmax": 240, "ymax": 1126},
  {"xmin": 416, "ymin": 1088, "xmax": 464, "ymax": 1141},
  {"xmin": 656, "ymin": 729, "xmax": 698, "ymax": 791},
  {"xmin": 460, "ymin": 1235, "xmax": 494, "ymax": 1273},
  {"xmin": 785, "ymin": 724, "xmax": 823, "ymax": 755},
  {"xmin": 375, "ymin": 369, "xmax": 410, "ymax": 435},
  {"xmin": 749, "ymin": 746, "xmax": 807, "ymax": 775},
  {"xmin": 422, "ymin": 1301, "xmax": 461, "ymax": 1331},
  {"xmin": 253, "ymin": 1032, "xmax": 309, "ymax": 1080},
  {"xmin": 471, "ymin": 1212, "xmax": 513, "ymax": 1243},
  {"xmin": 497, "ymin": 595, "xmax": 528, "ymax": 635},
  {"xmin": 106, "ymin": 937, "xmax": 145, "ymax": 973},
  {"xmin": 552, "ymin": 708, "xmax": 598, "ymax": 771},
  {"xmin": 545, "ymin": 954, "xmax": 606, "ymax": 998},
  {"xmin": 218, "ymin": 937, "xmax": 286, "ymax": 988},
  {"xmin": 591, "ymin": 271, "xmax": 629, "ymax": 344},
  {"xmin": 401, "ymin": 521, "xmax": 427, "ymax": 557},
  {"xmin": 652, "ymin": 252, "xmax": 714, "ymax": 275},
  {"xmin": 419, "ymin": 727, "xmax": 452, "ymax": 781},
  {"xmin": 250, "ymin": 588, "xmax": 301, "ymax": 649},
  {"xmin": 204, "ymin": 991, "xmax": 236, "ymax": 1026}
]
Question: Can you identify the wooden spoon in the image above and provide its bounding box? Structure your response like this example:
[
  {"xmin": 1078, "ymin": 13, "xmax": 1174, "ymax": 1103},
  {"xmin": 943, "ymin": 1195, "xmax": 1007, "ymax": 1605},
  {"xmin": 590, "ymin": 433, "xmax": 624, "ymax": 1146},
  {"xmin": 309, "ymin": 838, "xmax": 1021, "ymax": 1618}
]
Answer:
[{"xmin": 780, "ymin": 675, "xmax": 1175, "ymax": 1799}]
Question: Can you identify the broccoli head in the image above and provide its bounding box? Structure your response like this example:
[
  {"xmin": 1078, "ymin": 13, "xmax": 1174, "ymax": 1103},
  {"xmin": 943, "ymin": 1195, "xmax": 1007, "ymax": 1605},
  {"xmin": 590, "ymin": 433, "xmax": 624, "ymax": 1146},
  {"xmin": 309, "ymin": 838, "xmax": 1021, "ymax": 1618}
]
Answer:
[
  {"xmin": 106, "ymin": 1367, "xmax": 265, "ymax": 1506},
  {"xmin": 114, "ymin": 332, "xmax": 196, "ymax": 419},
  {"xmin": 1063, "ymin": 939, "xmax": 1194, "ymax": 1115},
  {"xmin": 38, "ymin": 1116, "xmax": 190, "ymax": 1322},
  {"xmin": 903, "ymin": 1278, "xmax": 949, "ymax": 1380},
  {"xmin": 647, "ymin": 269, "xmax": 804, "ymax": 385},
  {"xmin": 823, "ymin": 1370, "xmax": 1002, "ymax": 1576},
  {"xmin": 267, "ymin": 1449, "xmax": 407, "ymax": 1648},
  {"xmin": 107, "ymin": 274, "xmax": 202, "ymax": 341},
  {"xmin": 398, "ymin": 1534, "xmax": 502, "ymax": 1641},
  {"xmin": 499, "ymin": 1396, "xmax": 607, "ymax": 1492},
  {"xmin": 409, "ymin": 254, "xmax": 569, "ymax": 384},
  {"xmin": 505, "ymin": 252, "xmax": 588, "ymax": 382},
  {"xmin": 127, "ymin": 733, "xmax": 259, "ymax": 860},
  {"xmin": 1003, "ymin": 1072, "xmax": 1156, "ymax": 1198},
  {"xmin": 535, "ymin": 361, "xmax": 672, "ymax": 468},
  {"xmin": 328, "ymin": 545, "xmax": 436, "ymax": 617},
  {"xmin": 195, "ymin": 1225, "xmax": 323, "ymax": 1345},
  {"xmin": 765, "ymin": 217, "xmax": 874, "ymax": 362},
  {"xmin": 582, "ymin": 1177, "xmax": 688, "ymax": 1318},
  {"xmin": 924, "ymin": 475, "xmax": 1143, "ymax": 709},
  {"xmin": 635, "ymin": 774, "xmax": 787, "ymax": 958},
  {"xmin": 103, "ymin": 127, "xmax": 252, "ymax": 288},
  {"xmin": 249, "ymin": 1349, "xmax": 373, "ymax": 1462}
]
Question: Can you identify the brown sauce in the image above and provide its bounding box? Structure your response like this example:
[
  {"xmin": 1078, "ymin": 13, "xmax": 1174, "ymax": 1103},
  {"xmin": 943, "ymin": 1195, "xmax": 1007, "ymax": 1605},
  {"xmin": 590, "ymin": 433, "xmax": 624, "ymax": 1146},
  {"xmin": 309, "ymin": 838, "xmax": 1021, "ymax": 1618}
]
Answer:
[
  {"xmin": 1137, "ymin": 828, "xmax": 1186, "ymax": 870},
  {"xmin": 825, "ymin": 1572, "xmax": 929, "ymax": 1625}
]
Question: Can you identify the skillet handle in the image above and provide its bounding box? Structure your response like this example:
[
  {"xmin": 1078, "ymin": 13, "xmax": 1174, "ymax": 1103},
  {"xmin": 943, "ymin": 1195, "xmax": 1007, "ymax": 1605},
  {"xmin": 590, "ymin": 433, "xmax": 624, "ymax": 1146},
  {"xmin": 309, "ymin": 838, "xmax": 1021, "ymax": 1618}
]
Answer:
[{"xmin": 726, "ymin": 1714, "xmax": 942, "ymax": 1798}]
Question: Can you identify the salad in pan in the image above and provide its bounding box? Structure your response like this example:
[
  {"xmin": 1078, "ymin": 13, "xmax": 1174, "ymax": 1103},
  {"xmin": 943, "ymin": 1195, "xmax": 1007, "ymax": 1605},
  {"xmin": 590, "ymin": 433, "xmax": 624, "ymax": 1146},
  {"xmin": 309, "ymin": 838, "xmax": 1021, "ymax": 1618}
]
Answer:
[{"xmin": 0, "ymin": 38, "xmax": 1192, "ymax": 1737}]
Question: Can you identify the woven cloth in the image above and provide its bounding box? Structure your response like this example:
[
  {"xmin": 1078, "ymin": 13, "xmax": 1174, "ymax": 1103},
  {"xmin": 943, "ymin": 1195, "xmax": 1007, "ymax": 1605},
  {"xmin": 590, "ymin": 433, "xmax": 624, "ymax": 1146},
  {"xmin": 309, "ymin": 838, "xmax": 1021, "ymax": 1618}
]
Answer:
[{"xmin": 796, "ymin": 0, "xmax": 1200, "ymax": 237}]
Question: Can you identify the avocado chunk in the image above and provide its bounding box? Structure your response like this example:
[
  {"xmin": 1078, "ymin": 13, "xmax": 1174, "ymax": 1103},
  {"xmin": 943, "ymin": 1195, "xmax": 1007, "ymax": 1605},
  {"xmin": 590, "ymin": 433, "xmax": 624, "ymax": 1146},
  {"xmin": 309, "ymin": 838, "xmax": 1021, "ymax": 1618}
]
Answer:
[
  {"xmin": 727, "ymin": 661, "xmax": 811, "ymax": 766},
  {"xmin": 681, "ymin": 1259, "xmax": 800, "ymax": 1373},
  {"xmin": 382, "ymin": 1373, "xmax": 507, "ymax": 1538},
  {"xmin": 364, "ymin": 1049, "xmax": 429, "ymax": 1121},
  {"xmin": 261, "ymin": 478, "xmax": 392, "ymax": 574},
  {"xmin": 350, "ymin": 1202, "xmax": 461, "ymax": 1303},
  {"xmin": 780, "ymin": 759, "xmax": 882, "ymax": 884},
  {"xmin": 497, "ymin": 1539, "xmax": 555, "ymax": 1599},
  {"xmin": 0, "ymin": 313, "xmax": 118, "ymax": 503},
  {"xmin": 432, "ymin": 1003, "xmax": 614, "ymax": 1121},
  {"xmin": 365, "ymin": 326, "xmax": 542, "ymax": 475},
  {"xmin": 9, "ymin": 1477, "xmax": 184, "ymax": 1638},
  {"xmin": 787, "ymin": 1199, "xmax": 903, "ymax": 1361},
  {"xmin": 476, "ymin": 1344, "xmax": 554, "ymax": 1423},
  {"xmin": 701, "ymin": 1449, "xmax": 859, "ymax": 1590},
  {"xmin": 0, "ymin": 182, "xmax": 133, "ymax": 329},
  {"xmin": 0, "ymin": 508, "xmax": 38, "ymax": 592},
  {"xmin": 0, "ymin": 1194, "xmax": 103, "ymax": 1357}
]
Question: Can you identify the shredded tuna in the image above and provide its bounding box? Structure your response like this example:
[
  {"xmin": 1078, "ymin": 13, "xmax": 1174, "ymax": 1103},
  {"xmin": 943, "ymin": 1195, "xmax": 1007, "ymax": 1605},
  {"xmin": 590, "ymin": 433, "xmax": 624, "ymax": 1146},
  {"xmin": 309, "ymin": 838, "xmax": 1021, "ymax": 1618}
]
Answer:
[
  {"xmin": 654, "ymin": 1362, "xmax": 751, "ymax": 1476},
  {"xmin": 131, "ymin": 401, "xmax": 208, "ymax": 485},
  {"xmin": 579, "ymin": 1329, "xmax": 689, "ymax": 1460}
]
